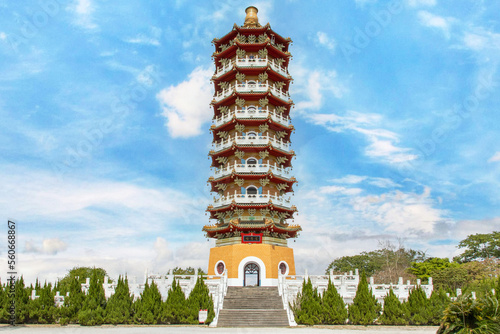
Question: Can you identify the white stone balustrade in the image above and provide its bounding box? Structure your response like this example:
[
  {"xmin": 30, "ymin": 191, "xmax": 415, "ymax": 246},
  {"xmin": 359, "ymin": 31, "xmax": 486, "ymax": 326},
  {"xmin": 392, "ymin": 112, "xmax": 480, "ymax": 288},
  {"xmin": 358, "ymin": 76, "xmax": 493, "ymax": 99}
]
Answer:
[
  {"xmin": 213, "ymin": 106, "xmax": 290, "ymax": 127},
  {"xmin": 278, "ymin": 269, "xmax": 435, "ymax": 324},
  {"xmin": 212, "ymin": 134, "xmax": 291, "ymax": 153},
  {"xmin": 213, "ymin": 80, "xmax": 291, "ymax": 102},
  {"xmin": 213, "ymin": 56, "xmax": 289, "ymax": 79},
  {"xmin": 213, "ymin": 161, "xmax": 292, "ymax": 179},
  {"xmin": 212, "ymin": 192, "xmax": 292, "ymax": 207}
]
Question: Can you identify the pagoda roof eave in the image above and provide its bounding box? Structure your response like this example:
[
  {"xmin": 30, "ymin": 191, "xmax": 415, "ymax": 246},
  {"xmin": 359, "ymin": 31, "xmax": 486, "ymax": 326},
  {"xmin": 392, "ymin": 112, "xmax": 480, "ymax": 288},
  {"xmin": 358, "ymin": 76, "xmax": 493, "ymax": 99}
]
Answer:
[
  {"xmin": 202, "ymin": 218, "xmax": 302, "ymax": 236},
  {"xmin": 213, "ymin": 23, "xmax": 291, "ymax": 46}
]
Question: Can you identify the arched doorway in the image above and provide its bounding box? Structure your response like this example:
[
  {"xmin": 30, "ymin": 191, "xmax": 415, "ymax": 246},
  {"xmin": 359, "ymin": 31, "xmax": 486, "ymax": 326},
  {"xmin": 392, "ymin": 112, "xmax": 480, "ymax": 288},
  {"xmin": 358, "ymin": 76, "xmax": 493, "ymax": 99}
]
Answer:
[{"xmin": 244, "ymin": 263, "xmax": 260, "ymax": 286}]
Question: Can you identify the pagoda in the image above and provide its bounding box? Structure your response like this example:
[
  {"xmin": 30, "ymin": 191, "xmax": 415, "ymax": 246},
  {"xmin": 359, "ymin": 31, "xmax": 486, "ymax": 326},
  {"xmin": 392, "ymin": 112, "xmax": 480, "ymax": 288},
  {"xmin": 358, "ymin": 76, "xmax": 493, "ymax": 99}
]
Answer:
[{"xmin": 203, "ymin": 6, "xmax": 301, "ymax": 286}]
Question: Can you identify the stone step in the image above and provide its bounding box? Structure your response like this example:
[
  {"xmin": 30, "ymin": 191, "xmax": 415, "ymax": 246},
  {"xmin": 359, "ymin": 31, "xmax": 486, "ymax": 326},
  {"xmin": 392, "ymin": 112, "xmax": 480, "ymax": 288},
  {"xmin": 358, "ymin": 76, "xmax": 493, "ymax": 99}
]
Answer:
[
  {"xmin": 217, "ymin": 309, "xmax": 289, "ymax": 327},
  {"xmin": 217, "ymin": 286, "xmax": 289, "ymax": 327}
]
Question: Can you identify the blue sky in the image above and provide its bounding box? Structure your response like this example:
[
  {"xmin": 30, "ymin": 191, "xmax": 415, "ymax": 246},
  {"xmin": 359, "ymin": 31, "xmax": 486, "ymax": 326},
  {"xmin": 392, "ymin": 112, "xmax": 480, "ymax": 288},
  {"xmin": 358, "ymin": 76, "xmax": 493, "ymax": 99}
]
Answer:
[{"xmin": 1, "ymin": 0, "xmax": 499, "ymax": 284}]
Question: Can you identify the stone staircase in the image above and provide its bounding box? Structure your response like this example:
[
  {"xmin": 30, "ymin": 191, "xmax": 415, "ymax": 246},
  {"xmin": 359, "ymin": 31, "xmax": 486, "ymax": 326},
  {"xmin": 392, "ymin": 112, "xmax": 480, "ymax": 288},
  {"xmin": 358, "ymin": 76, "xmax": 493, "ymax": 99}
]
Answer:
[{"xmin": 217, "ymin": 286, "xmax": 289, "ymax": 327}]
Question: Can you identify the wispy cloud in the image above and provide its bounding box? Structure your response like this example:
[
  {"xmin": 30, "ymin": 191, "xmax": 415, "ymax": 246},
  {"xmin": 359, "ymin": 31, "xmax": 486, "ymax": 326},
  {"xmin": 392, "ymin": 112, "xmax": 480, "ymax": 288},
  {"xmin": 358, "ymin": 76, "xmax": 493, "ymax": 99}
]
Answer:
[
  {"xmin": 316, "ymin": 31, "xmax": 336, "ymax": 51},
  {"xmin": 70, "ymin": 0, "xmax": 98, "ymax": 30},
  {"xmin": 309, "ymin": 111, "xmax": 417, "ymax": 164},
  {"xmin": 320, "ymin": 185, "xmax": 363, "ymax": 195},
  {"xmin": 125, "ymin": 27, "xmax": 162, "ymax": 46},
  {"xmin": 156, "ymin": 66, "xmax": 213, "ymax": 138},
  {"xmin": 407, "ymin": 0, "xmax": 436, "ymax": 7},
  {"xmin": 417, "ymin": 11, "xmax": 453, "ymax": 38},
  {"xmin": 25, "ymin": 238, "xmax": 68, "ymax": 255},
  {"xmin": 463, "ymin": 29, "xmax": 500, "ymax": 52},
  {"xmin": 293, "ymin": 69, "xmax": 346, "ymax": 111},
  {"xmin": 488, "ymin": 152, "xmax": 500, "ymax": 163},
  {"xmin": 350, "ymin": 187, "xmax": 447, "ymax": 234},
  {"xmin": 330, "ymin": 174, "xmax": 401, "ymax": 188}
]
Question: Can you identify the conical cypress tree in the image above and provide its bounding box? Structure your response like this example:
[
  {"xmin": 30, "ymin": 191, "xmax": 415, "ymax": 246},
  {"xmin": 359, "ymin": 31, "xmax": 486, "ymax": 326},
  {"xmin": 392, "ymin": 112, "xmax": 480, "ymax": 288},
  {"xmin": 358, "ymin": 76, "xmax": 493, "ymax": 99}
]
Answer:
[
  {"xmin": 30, "ymin": 282, "xmax": 56, "ymax": 324},
  {"xmin": 404, "ymin": 285, "xmax": 430, "ymax": 325},
  {"xmin": 321, "ymin": 278, "xmax": 347, "ymax": 324},
  {"xmin": 163, "ymin": 278, "xmax": 189, "ymax": 324},
  {"xmin": 348, "ymin": 272, "xmax": 381, "ymax": 325},
  {"xmin": 427, "ymin": 289, "xmax": 450, "ymax": 325},
  {"xmin": 291, "ymin": 278, "xmax": 322, "ymax": 325},
  {"xmin": 78, "ymin": 270, "xmax": 106, "ymax": 325},
  {"xmin": 60, "ymin": 276, "xmax": 85, "ymax": 324},
  {"xmin": 104, "ymin": 276, "xmax": 133, "ymax": 324},
  {"xmin": 0, "ymin": 284, "xmax": 10, "ymax": 323},
  {"xmin": 496, "ymin": 276, "xmax": 500, "ymax": 301},
  {"xmin": 14, "ymin": 277, "xmax": 31, "ymax": 324},
  {"xmin": 133, "ymin": 280, "xmax": 163, "ymax": 324},
  {"xmin": 379, "ymin": 288, "xmax": 407, "ymax": 325},
  {"xmin": 186, "ymin": 276, "xmax": 215, "ymax": 324}
]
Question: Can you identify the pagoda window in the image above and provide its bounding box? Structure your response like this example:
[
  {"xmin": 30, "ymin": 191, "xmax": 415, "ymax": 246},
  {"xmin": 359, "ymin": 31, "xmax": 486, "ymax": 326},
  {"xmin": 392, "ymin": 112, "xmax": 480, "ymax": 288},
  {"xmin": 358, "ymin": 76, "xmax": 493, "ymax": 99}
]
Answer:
[
  {"xmin": 247, "ymin": 158, "xmax": 257, "ymax": 166},
  {"xmin": 247, "ymin": 80, "xmax": 257, "ymax": 88},
  {"xmin": 247, "ymin": 106, "xmax": 257, "ymax": 114},
  {"xmin": 246, "ymin": 186, "xmax": 258, "ymax": 195},
  {"xmin": 247, "ymin": 132, "xmax": 257, "ymax": 139},
  {"xmin": 249, "ymin": 55, "xmax": 256, "ymax": 62}
]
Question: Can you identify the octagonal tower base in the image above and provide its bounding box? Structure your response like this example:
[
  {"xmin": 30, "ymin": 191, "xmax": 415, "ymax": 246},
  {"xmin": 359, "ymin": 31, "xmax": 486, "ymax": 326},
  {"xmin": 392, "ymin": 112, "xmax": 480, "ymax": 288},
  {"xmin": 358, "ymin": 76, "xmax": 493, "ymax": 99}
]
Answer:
[{"xmin": 207, "ymin": 243, "xmax": 296, "ymax": 286}]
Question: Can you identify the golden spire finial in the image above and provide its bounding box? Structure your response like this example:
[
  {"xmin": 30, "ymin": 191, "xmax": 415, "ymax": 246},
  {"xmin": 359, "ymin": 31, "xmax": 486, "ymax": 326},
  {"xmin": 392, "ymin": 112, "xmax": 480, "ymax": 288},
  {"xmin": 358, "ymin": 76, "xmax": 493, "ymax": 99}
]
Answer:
[{"xmin": 243, "ymin": 6, "xmax": 260, "ymax": 27}]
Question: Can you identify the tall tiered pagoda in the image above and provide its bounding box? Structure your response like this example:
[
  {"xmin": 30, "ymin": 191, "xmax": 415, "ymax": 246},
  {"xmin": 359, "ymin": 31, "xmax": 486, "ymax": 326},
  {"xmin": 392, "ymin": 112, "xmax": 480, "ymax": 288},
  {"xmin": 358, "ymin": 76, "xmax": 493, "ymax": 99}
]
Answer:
[{"xmin": 204, "ymin": 6, "xmax": 301, "ymax": 286}]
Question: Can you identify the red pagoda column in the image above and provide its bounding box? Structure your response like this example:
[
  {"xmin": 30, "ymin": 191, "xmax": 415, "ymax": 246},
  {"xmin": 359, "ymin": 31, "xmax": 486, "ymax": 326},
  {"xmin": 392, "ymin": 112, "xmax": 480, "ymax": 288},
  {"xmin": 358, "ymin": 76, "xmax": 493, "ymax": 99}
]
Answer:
[{"xmin": 203, "ymin": 6, "xmax": 301, "ymax": 286}]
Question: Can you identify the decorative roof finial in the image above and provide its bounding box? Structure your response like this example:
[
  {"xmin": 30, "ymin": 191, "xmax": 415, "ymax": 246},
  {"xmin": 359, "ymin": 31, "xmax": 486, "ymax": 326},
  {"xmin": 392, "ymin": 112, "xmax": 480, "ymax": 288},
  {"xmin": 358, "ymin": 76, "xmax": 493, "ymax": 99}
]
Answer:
[{"xmin": 243, "ymin": 6, "xmax": 260, "ymax": 27}]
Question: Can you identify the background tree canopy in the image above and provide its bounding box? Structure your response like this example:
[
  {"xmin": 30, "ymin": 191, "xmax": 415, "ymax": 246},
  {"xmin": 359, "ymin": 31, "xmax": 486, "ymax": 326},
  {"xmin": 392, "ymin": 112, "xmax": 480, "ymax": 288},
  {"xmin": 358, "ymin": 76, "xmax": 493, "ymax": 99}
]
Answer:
[
  {"xmin": 454, "ymin": 231, "xmax": 500, "ymax": 263},
  {"xmin": 325, "ymin": 241, "xmax": 426, "ymax": 283}
]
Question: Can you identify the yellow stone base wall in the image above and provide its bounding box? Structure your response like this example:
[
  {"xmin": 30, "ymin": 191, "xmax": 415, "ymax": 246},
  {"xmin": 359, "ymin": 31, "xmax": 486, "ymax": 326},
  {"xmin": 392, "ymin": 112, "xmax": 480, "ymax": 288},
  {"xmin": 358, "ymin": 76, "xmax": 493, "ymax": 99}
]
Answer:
[{"xmin": 207, "ymin": 243, "xmax": 296, "ymax": 285}]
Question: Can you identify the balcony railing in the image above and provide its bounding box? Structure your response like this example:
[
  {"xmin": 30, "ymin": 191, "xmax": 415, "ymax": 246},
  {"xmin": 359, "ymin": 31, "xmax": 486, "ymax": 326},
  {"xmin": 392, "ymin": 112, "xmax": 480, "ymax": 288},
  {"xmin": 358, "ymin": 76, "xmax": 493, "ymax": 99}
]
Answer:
[
  {"xmin": 213, "ymin": 161, "xmax": 292, "ymax": 179},
  {"xmin": 212, "ymin": 193, "xmax": 292, "ymax": 207},
  {"xmin": 212, "ymin": 134, "xmax": 291, "ymax": 153},
  {"xmin": 213, "ymin": 106, "xmax": 291, "ymax": 127},
  {"xmin": 213, "ymin": 56, "xmax": 290, "ymax": 79},
  {"xmin": 213, "ymin": 80, "xmax": 290, "ymax": 103}
]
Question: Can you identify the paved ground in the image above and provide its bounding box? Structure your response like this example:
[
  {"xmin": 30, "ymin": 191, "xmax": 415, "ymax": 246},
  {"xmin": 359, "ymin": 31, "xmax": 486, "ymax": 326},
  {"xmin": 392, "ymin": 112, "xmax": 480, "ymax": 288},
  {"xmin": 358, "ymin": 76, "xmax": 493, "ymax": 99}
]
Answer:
[{"xmin": 0, "ymin": 325, "xmax": 439, "ymax": 333}]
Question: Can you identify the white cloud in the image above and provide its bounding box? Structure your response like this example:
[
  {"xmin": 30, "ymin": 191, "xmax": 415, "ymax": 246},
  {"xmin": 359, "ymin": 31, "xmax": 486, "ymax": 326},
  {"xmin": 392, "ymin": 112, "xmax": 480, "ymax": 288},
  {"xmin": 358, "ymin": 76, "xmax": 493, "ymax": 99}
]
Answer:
[
  {"xmin": 320, "ymin": 185, "xmax": 363, "ymax": 195},
  {"xmin": 329, "ymin": 175, "xmax": 367, "ymax": 184},
  {"xmin": 0, "ymin": 166, "xmax": 212, "ymax": 284},
  {"xmin": 294, "ymin": 70, "xmax": 346, "ymax": 111},
  {"xmin": 407, "ymin": 0, "xmax": 436, "ymax": 7},
  {"xmin": 70, "ymin": 0, "xmax": 98, "ymax": 30},
  {"xmin": 329, "ymin": 175, "xmax": 401, "ymax": 189},
  {"xmin": 351, "ymin": 187, "xmax": 447, "ymax": 234},
  {"xmin": 316, "ymin": 31, "xmax": 336, "ymax": 51},
  {"xmin": 157, "ymin": 66, "xmax": 213, "ymax": 138},
  {"xmin": 417, "ymin": 11, "xmax": 452, "ymax": 38},
  {"xmin": 125, "ymin": 27, "xmax": 162, "ymax": 46},
  {"xmin": 0, "ymin": 32, "xmax": 6, "ymax": 40},
  {"xmin": 367, "ymin": 177, "xmax": 401, "ymax": 188},
  {"xmin": 25, "ymin": 238, "xmax": 68, "ymax": 255},
  {"xmin": 43, "ymin": 238, "xmax": 68, "ymax": 255},
  {"xmin": 463, "ymin": 29, "xmax": 500, "ymax": 51},
  {"xmin": 354, "ymin": 0, "xmax": 377, "ymax": 8},
  {"xmin": 126, "ymin": 36, "xmax": 160, "ymax": 46},
  {"xmin": 488, "ymin": 151, "xmax": 500, "ymax": 162},
  {"xmin": 309, "ymin": 111, "xmax": 417, "ymax": 164}
]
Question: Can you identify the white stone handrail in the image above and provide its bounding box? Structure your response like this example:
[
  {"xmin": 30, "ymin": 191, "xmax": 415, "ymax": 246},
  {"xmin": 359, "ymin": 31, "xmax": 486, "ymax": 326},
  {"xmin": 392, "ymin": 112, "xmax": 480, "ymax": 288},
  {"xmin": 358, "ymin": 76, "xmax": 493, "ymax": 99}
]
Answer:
[
  {"xmin": 209, "ymin": 270, "xmax": 228, "ymax": 327},
  {"xmin": 213, "ymin": 56, "xmax": 290, "ymax": 79},
  {"xmin": 280, "ymin": 270, "xmax": 434, "ymax": 308},
  {"xmin": 213, "ymin": 106, "xmax": 291, "ymax": 127},
  {"xmin": 278, "ymin": 274, "xmax": 297, "ymax": 326},
  {"xmin": 213, "ymin": 80, "xmax": 291, "ymax": 102},
  {"xmin": 212, "ymin": 192, "xmax": 292, "ymax": 207},
  {"xmin": 213, "ymin": 161, "xmax": 292, "ymax": 179},
  {"xmin": 212, "ymin": 134, "xmax": 291, "ymax": 153}
]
